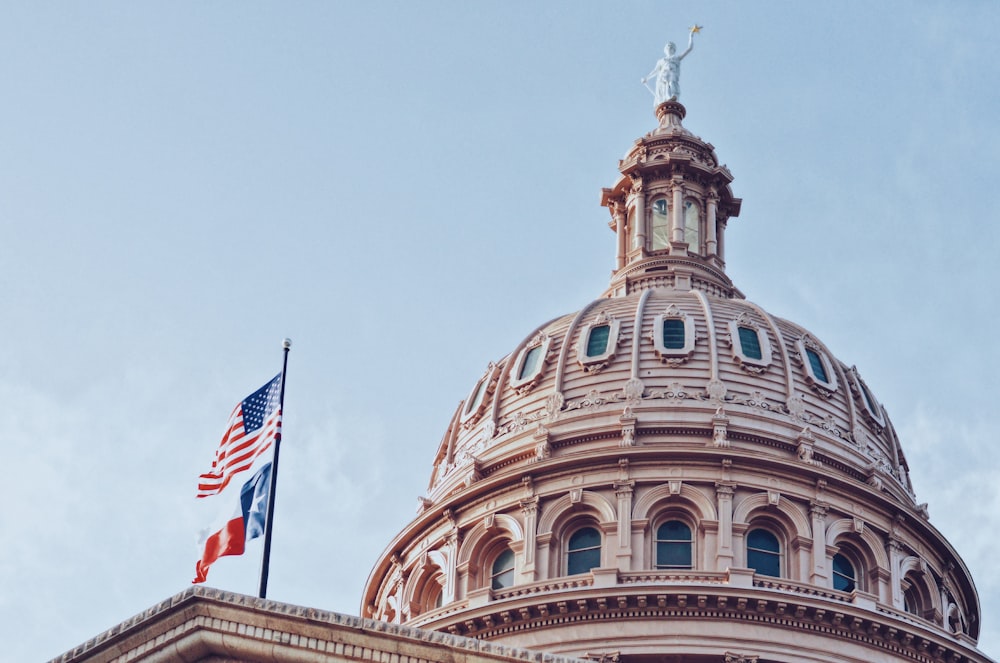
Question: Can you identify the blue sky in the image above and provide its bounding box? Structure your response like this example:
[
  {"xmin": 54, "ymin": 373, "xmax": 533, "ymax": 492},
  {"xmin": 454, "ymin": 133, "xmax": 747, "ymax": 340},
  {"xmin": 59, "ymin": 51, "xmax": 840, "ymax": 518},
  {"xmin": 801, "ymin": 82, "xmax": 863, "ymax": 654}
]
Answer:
[{"xmin": 2, "ymin": 3, "xmax": 999, "ymax": 661}]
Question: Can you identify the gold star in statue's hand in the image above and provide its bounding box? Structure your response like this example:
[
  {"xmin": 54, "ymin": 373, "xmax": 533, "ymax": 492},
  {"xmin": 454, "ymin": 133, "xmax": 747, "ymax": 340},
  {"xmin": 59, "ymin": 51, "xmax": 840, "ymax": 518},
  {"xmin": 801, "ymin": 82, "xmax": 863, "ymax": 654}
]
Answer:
[{"xmin": 690, "ymin": 24, "xmax": 703, "ymax": 34}]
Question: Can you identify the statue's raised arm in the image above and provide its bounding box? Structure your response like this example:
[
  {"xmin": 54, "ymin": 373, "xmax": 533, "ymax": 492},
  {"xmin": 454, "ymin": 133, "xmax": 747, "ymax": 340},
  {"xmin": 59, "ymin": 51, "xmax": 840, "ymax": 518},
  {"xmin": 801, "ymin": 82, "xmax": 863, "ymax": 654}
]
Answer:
[{"xmin": 642, "ymin": 25, "xmax": 701, "ymax": 105}]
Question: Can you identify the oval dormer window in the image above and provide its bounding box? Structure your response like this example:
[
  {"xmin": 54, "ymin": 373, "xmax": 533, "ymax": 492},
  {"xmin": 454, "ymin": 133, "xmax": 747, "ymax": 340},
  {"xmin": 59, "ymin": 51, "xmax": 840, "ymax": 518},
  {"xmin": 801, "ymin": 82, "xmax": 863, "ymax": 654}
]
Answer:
[
  {"xmin": 577, "ymin": 314, "xmax": 621, "ymax": 372},
  {"xmin": 509, "ymin": 334, "xmax": 552, "ymax": 394},
  {"xmin": 849, "ymin": 367, "xmax": 885, "ymax": 427},
  {"xmin": 465, "ymin": 379, "xmax": 487, "ymax": 417},
  {"xmin": 738, "ymin": 326, "xmax": 763, "ymax": 360},
  {"xmin": 805, "ymin": 348, "xmax": 828, "ymax": 382},
  {"xmin": 728, "ymin": 314, "xmax": 772, "ymax": 372},
  {"xmin": 662, "ymin": 318, "xmax": 685, "ymax": 349},
  {"xmin": 586, "ymin": 324, "xmax": 611, "ymax": 357},
  {"xmin": 651, "ymin": 305, "xmax": 695, "ymax": 364},
  {"xmin": 652, "ymin": 198, "xmax": 670, "ymax": 250},
  {"xmin": 795, "ymin": 338, "xmax": 838, "ymax": 395},
  {"xmin": 519, "ymin": 346, "xmax": 542, "ymax": 380},
  {"xmin": 460, "ymin": 363, "xmax": 499, "ymax": 425}
]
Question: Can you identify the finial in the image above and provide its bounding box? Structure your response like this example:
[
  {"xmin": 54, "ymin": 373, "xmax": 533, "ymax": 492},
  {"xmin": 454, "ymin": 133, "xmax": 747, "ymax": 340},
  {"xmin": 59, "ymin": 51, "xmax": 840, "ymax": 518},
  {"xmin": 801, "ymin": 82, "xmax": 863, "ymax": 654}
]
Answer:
[
  {"xmin": 282, "ymin": 338, "xmax": 292, "ymax": 350},
  {"xmin": 641, "ymin": 25, "xmax": 701, "ymax": 105}
]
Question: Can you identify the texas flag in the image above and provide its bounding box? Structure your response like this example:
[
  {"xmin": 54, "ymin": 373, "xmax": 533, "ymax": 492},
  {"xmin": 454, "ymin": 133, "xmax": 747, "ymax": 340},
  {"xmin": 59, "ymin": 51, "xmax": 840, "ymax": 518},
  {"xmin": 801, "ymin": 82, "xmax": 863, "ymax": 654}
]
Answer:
[
  {"xmin": 193, "ymin": 376, "xmax": 282, "ymax": 583},
  {"xmin": 194, "ymin": 459, "xmax": 271, "ymax": 583}
]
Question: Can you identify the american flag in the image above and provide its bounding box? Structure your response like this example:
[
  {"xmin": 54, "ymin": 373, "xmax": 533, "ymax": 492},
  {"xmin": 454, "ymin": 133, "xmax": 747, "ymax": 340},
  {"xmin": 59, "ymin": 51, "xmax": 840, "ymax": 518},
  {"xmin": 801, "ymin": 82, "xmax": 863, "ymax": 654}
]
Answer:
[{"xmin": 197, "ymin": 375, "xmax": 282, "ymax": 498}]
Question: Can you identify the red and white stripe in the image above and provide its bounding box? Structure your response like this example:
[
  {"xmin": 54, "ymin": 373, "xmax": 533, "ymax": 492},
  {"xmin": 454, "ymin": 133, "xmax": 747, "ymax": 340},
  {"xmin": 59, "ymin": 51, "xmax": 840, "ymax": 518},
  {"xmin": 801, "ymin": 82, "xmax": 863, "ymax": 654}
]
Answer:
[{"xmin": 196, "ymin": 407, "xmax": 281, "ymax": 498}]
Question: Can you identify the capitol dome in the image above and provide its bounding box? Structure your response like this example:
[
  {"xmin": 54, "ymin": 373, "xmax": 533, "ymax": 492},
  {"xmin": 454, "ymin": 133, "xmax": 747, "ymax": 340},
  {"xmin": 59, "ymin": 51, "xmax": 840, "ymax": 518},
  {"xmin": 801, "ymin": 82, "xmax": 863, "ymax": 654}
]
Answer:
[{"xmin": 363, "ymin": 101, "xmax": 990, "ymax": 663}]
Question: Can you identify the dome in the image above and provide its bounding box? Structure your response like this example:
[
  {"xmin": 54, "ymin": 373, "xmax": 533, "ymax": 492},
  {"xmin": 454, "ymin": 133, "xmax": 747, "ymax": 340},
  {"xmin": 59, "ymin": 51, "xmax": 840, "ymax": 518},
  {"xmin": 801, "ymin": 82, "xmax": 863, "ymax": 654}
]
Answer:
[
  {"xmin": 363, "ymin": 102, "xmax": 989, "ymax": 663},
  {"xmin": 426, "ymin": 288, "xmax": 912, "ymax": 508}
]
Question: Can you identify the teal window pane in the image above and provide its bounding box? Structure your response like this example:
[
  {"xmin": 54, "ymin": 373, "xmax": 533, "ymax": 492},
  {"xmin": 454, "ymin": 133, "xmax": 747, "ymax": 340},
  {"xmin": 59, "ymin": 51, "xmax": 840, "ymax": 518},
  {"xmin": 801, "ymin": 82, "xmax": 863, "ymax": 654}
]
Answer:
[
  {"xmin": 747, "ymin": 529, "xmax": 780, "ymax": 577},
  {"xmin": 586, "ymin": 325, "xmax": 611, "ymax": 357},
  {"xmin": 567, "ymin": 527, "xmax": 601, "ymax": 575},
  {"xmin": 738, "ymin": 326, "xmax": 763, "ymax": 360},
  {"xmin": 518, "ymin": 346, "xmax": 542, "ymax": 380},
  {"xmin": 832, "ymin": 553, "xmax": 856, "ymax": 592},
  {"xmin": 491, "ymin": 549, "xmax": 515, "ymax": 590},
  {"xmin": 805, "ymin": 348, "xmax": 829, "ymax": 383},
  {"xmin": 662, "ymin": 318, "xmax": 686, "ymax": 349}
]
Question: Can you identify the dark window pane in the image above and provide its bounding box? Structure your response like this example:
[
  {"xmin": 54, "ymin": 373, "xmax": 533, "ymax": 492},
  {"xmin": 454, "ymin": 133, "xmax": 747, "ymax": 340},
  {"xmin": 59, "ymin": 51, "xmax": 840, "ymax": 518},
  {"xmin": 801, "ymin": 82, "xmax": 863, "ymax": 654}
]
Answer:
[
  {"xmin": 491, "ymin": 549, "xmax": 515, "ymax": 589},
  {"xmin": 738, "ymin": 326, "xmax": 763, "ymax": 360},
  {"xmin": 567, "ymin": 547, "xmax": 601, "ymax": 575},
  {"xmin": 519, "ymin": 346, "xmax": 542, "ymax": 380},
  {"xmin": 491, "ymin": 568, "xmax": 514, "ymax": 590},
  {"xmin": 747, "ymin": 548, "xmax": 781, "ymax": 577},
  {"xmin": 569, "ymin": 527, "xmax": 601, "ymax": 551},
  {"xmin": 662, "ymin": 318, "xmax": 686, "ymax": 349},
  {"xmin": 656, "ymin": 520, "xmax": 691, "ymax": 541},
  {"xmin": 747, "ymin": 529, "xmax": 779, "ymax": 552},
  {"xmin": 567, "ymin": 527, "xmax": 601, "ymax": 575},
  {"xmin": 586, "ymin": 325, "xmax": 611, "ymax": 357},
  {"xmin": 832, "ymin": 553, "xmax": 856, "ymax": 592},
  {"xmin": 747, "ymin": 529, "xmax": 780, "ymax": 577},
  {"xmin": 806, "ymin": 348, "xmax": 829, "ymax": 383},
  {"xmin": 657, "ymin": 542, "xmax": 692, "ymax": 568}
]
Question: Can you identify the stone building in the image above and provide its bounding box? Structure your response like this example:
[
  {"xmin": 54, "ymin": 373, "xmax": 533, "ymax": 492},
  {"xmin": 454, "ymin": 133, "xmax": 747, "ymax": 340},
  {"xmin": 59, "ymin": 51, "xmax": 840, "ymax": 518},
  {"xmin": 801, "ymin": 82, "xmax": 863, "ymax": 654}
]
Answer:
[{"xmin": 53, "ymin": 101, "xmax": 993, "ymax": 663}]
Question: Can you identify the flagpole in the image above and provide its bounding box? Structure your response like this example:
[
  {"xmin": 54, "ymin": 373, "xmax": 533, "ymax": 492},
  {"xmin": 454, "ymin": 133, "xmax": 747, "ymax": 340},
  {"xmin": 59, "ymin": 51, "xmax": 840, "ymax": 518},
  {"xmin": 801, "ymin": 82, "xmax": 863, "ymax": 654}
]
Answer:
[{"xmin": 258, "ymin": 338, "xmax": 291, "ymax": 598}]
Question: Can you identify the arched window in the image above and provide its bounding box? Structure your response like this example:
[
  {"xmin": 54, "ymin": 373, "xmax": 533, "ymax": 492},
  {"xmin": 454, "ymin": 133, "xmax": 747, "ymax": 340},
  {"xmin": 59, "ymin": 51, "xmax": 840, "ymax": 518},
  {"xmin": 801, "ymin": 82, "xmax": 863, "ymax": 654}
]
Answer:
[
  {"xmin": 628, "ymin": 207, "xmax": 640, "ymax": 249},
  {"xmin": 903, "ymin": 585, "xmax": 921, "ymax": 616},
  {"xmin": 490, "ymin": 548, "xmax": 515, "ymax": 590},
  {"xmin": 683, "ymin": 200, "xmax": 700, "ymax": 253},
  {"xmin": 567, "ymin": 527, "xmax": 602, "ymax": 575},
  {"xmin": 651, "ymin": 198, "xmax": 670, "ymax": 250},
  {"xmin": 832, "ymin": 552, "xmax": 857, "ymax": 593},
  {"xmin": 655, "ymin": 520, "xmax": 693, "ymax": 569},
  {"xmin": 902, "ymin": 574, "xmax": 927, "ymax": 618},
  {"xmin": 746, "ymin": 528, "xmax": 781, "ymax": 577}
]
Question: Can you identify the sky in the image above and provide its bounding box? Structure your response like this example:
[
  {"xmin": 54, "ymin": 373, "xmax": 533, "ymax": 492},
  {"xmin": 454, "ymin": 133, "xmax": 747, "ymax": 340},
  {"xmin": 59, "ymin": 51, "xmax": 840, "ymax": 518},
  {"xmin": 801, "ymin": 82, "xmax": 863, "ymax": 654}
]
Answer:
[{"xmin": 2, "ymin": 2, "xmax": 999, "ymax": 661}]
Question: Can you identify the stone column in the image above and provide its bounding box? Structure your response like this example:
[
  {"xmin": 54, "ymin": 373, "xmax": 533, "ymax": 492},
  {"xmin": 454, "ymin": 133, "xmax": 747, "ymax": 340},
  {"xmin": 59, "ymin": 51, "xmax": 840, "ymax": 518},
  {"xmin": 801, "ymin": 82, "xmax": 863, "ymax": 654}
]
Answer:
[
  {"xmin": 718, "ymin": 219, "xmax": 727, "ymax": 262},
  {"xmin": 444, "ymin": 511, "xmax": 460, "ymax": 602},
  {"xmin": 631, "ymin": 177, "xmax": 646, "ymax": 251},
  {"xmin": 706, "ymin": 190, "xmax": 719, "ymax": 257},
  {"xmin": 715, "ymin": 482, "xmax": 736, "ymax": 569},
  {"xmin": 809, "ymin": 502, "xmax": 828, "ymax": 584},
  {"xmin": 614, "ymin": 480, "xmax": 635, "ymax": 570},
  {"xmin": 613, "ymin": 201, "xmax": 626, "ymax": 269},
  {"xmin": 519, "ymin": 497, "xmax": 539, "ymax": 582},
  {"xmin": 889, "ymin": 535, "xmax": 905, "ymax": 609},
  {"xmin": 671, "ymin": 178, "xmax": 685, "ymax": 245}
]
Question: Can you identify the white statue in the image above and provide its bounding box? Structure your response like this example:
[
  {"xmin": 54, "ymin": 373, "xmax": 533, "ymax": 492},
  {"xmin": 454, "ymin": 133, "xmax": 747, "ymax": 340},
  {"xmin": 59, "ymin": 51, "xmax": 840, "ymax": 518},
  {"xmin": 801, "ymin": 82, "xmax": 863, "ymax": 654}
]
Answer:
[{"xmin": 642, "ymin": 25, "xmax": 700, "ymax": 104}]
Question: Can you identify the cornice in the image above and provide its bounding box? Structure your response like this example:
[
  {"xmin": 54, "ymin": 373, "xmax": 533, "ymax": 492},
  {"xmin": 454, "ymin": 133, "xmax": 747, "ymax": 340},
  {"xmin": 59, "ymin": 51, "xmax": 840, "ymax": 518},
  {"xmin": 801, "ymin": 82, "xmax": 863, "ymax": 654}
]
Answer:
[
  {"xmin": 415, "ymin": 579, "xmax": 991, "ymax": 663},
  {"xmin": 51, "ymin": 587, "xmax": 594, "ymax": 663}
]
